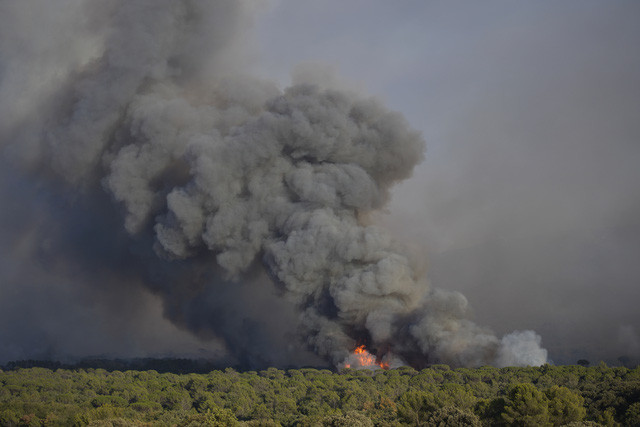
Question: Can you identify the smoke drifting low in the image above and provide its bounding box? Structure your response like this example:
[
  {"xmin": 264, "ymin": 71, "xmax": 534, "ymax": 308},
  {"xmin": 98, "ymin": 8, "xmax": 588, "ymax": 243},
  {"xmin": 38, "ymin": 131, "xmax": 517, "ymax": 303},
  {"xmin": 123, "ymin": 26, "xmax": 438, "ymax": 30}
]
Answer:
[{"xmin": 0, "ymin": 0, "xmax": 546, "ymax": 368}]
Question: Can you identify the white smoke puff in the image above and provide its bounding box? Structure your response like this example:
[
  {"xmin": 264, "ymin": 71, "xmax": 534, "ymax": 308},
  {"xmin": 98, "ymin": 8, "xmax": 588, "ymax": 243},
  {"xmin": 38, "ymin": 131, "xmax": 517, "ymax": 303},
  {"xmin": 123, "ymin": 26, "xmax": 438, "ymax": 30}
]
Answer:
[
  {"xmin": 406, "ymin": 290, "xmax": 498, "ymax": 366},
  {"xmin": 495, "ymin": 330, "xmax": 548, "ymax": 367}
]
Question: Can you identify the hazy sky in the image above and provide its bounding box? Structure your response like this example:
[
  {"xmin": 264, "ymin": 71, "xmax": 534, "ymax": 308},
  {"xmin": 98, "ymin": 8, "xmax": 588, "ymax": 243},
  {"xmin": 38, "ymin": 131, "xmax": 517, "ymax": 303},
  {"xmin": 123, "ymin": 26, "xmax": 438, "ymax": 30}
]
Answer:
[
  {"xmin": 0, "ymin": 1, "xmax": 638, "ymax": 367},
  {"xmin": 254, "ymin": 0, "xmax": 640, "ymax": 364}
]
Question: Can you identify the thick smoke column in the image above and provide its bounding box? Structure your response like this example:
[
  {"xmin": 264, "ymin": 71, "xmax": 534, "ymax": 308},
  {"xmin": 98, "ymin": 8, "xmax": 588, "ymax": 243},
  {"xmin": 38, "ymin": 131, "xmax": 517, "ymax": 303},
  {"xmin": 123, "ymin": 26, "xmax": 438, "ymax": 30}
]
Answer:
[{"xmin": 0, "ymin": 0, "xmax": 546, "ymax": 368}]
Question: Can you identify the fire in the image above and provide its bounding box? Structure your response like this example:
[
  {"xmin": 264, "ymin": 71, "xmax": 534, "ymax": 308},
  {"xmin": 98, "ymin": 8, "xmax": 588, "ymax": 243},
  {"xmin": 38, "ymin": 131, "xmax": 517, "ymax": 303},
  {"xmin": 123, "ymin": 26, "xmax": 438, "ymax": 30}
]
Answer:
[{"xmin": 343, "ymin": 345, "xmax": 390, "ymax": 370}]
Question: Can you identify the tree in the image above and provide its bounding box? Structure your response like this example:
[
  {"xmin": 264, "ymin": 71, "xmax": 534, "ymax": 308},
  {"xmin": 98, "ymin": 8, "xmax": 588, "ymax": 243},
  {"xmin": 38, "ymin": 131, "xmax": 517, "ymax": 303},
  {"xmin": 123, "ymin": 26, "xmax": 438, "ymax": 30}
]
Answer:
[
  {"xmin": 319, "ymin": 411, "xmax": 373, "ymax": 426},
  {"xmin": 397, "ymin": 391, "xmax": 437, "ymax": 425},
  {"xmin": 545, "ymin": 385, "xmax": 586, "ymax": 426},
  {"xmin": 596, "ymin": 407, "xmax": 618, "ymax": 427},
  {"xmin": 87, "ymin": 418, "xmax": 138, "ymax": 426},
  {"xmin": 0, "ymin": 408, "xmax": 20, "ymax": 426},
  {"xmin": 624, "ymin": 402, "xmax": 640, "ymax": 427},
  {"xmin": 501, "ymin": 383, "xmax": 550, "ymax": 426},
  {"xmin": 427, "ymin": 406, "xmax": 481, "ymax": 426},
  {"xmin": 178, "ymin": 406, "xmax": 238, "ymax": 427}
]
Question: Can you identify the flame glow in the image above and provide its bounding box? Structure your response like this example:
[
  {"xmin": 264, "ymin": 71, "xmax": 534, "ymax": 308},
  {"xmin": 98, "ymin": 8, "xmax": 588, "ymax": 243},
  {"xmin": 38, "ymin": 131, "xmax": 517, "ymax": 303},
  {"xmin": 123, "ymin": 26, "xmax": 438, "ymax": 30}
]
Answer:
[{"xmin": 343, "ymin": 345, "xmax": 390, "ymax": 370}]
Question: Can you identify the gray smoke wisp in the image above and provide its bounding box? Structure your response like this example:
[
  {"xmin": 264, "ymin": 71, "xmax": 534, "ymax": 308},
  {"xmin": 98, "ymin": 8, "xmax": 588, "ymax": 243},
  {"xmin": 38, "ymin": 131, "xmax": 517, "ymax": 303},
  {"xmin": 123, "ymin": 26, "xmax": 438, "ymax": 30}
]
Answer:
[{"xmin": 0, "ymin": 0, "xmax": 546, "ymax": 368}]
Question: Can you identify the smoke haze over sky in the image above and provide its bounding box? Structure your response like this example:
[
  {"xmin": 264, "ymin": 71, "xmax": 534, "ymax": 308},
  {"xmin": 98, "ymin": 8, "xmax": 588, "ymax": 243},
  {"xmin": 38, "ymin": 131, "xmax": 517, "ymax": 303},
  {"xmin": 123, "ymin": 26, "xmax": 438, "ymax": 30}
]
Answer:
[
  {"xmin": 0, "ymin": 1, "xmax": 639, "ymax": 367},
  {"xmin": 254, "ymin": 0, "xmax": 640, "ymax": 365}
]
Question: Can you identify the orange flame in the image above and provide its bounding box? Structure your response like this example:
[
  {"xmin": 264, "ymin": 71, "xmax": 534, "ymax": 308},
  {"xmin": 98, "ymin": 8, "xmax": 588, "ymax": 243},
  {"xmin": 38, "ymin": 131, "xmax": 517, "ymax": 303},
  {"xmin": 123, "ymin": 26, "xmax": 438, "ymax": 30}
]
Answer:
[{"xmin": 344, "ymin": 345, "xmax": 390, "ymax": 370}]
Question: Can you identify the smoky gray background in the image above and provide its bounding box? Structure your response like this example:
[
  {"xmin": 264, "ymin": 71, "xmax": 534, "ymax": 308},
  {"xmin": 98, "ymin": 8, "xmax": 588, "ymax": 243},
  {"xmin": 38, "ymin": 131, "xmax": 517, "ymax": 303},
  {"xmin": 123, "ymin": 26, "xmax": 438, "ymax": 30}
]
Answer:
[
  {"xmin": 256, "ymin": 1, "xmax": 640, "ymax": 365},
  {"xmin": 0, "ymin": 0, "xmax": 324, "ymax": 367},
  {"xmin": 0, "ymin": 0, "xmax": 638, "ymax": 367}
]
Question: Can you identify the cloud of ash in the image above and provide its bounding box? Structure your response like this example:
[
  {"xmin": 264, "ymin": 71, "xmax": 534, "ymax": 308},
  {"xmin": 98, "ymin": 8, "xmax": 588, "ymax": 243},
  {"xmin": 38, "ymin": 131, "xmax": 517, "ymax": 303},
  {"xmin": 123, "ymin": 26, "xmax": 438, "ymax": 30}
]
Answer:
[
  {"xmin": 363, "ymin": 1, "xmax": 640, "ymax": 365},
  {"xmin": 0, "ymin": 0, "xmax": 546, "ymax": 368}
]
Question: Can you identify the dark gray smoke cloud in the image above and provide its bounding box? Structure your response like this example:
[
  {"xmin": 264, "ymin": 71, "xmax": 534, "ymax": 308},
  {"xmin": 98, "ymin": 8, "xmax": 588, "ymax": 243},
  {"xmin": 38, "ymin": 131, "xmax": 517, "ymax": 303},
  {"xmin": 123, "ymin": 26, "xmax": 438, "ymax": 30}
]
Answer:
[
  {"xmin": 257, "ymin": 1, "xmax": 640, "ymax": 365},
  {"xmin": 0, "ymin": 0, "xmax": 547, "ymax": 368}
]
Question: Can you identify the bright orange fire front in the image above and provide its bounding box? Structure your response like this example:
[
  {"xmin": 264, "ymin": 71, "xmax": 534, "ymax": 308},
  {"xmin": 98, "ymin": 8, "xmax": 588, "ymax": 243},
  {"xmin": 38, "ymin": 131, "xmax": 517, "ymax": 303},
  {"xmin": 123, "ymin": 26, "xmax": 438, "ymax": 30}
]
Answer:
[{"xmin": 344, "ymin": 345, "xmax": 389, "ymax": 369}]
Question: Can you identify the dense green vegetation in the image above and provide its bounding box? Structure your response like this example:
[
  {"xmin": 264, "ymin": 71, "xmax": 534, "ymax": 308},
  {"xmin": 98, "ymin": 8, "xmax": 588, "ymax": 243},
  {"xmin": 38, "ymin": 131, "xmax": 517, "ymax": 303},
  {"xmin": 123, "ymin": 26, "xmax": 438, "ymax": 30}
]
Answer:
[{"xmin": 1, "ymin": 363, "xmax": 639, "ymax": 426}]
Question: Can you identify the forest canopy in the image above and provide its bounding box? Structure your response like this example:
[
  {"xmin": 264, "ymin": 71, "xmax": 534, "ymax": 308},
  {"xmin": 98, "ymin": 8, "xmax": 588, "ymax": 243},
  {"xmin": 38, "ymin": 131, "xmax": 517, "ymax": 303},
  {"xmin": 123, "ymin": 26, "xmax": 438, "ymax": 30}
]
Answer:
[{"xmin": 1, "ymin": 363, "xmax": 639, "ymax": 426}]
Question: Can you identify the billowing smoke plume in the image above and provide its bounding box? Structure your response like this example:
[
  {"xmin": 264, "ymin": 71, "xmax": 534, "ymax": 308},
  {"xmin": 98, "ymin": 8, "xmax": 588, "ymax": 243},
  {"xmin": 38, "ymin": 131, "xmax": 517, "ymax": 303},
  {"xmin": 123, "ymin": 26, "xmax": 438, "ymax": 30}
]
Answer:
[{"xmin": 0, "ymin": 0, "xmax": 546, "ymax": 368}]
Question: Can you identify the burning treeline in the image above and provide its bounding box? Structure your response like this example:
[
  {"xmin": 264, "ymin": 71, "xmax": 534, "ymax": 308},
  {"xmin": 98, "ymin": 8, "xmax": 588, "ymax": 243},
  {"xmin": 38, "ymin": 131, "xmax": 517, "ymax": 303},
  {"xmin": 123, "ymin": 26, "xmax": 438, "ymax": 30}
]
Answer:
[
  {"xmin": 0, "ymin": 0, "xmax": 546, "ymax": 369},
  {"xmin": 343, "ymin": 345, "xmax": 390, "ymax": 370}
]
